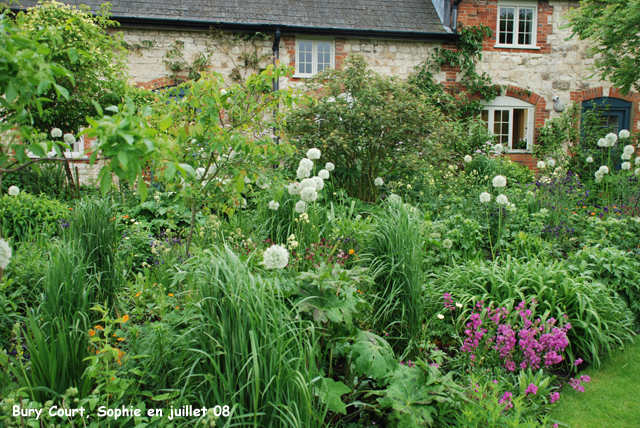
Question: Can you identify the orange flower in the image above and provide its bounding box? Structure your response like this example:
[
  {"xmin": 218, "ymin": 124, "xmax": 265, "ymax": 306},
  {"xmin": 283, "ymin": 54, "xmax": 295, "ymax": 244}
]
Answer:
[
  {"xmin": 348, "ymin": 249, "xmax": 355, "ymax": 255},
  {"xmin": 168, "ymin": 293, "xmax": 174, "ymax": 297},
  {"xmin": 135, "ymin": 292, "xmax": 141, "ymax": 298},
  {"xmin": 591, "ymin": 212, "xmax": 595, "ymax": 215},
  {"xmin": 113, "ymin": 334, "xmax": 117, "ymax": 337},
  {"xmin": 117, "ymin": 338, "xmax": 125, "ymax": 342},
  {"xmin": 69, "ymin": 207, "xmax": 73, "ymax": 210},
  {"xmin": 122, "ymin": 315, "xmax": 129, "ymax": 323},
  {"xmin": 175, "ymin": 306, "xmax": 179, "ymax": 310},
  {"xmin": 88, "ymin": 329, "xmax": 96, "ymax": 337},
  {"xmin": 94, "ymin": 325, "xmax": 104, "ymax": 331}
]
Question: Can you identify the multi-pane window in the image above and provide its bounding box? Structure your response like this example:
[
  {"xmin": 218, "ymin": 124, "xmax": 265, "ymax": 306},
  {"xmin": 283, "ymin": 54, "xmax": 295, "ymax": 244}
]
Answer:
[
  {"xmin": 296, "ymin": 39, "xmax": 334, "ymax": 76},
  {"xmin": 480, "ymin": 96, "xmax": 534, "ymax": 152},
  {"xmin": 497, "ymin": 2, "xmax": 537, "ymax": 47}
]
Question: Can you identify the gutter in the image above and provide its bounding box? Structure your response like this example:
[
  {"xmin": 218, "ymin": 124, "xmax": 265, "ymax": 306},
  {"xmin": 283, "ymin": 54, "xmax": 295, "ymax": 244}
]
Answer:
[
  {"xmin": 451, "ymin": 0, "xmax": 463, "ymax": 33},
  {"xmin": 104, "ymin": 16, "xmax": 460, "ymax": 42}
]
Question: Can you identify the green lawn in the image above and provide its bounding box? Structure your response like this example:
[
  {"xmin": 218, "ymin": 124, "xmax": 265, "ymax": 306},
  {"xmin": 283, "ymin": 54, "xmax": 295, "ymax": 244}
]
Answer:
[{"xmin": 550, "ymin": 338, "xmax": 640, "ymax": 428}]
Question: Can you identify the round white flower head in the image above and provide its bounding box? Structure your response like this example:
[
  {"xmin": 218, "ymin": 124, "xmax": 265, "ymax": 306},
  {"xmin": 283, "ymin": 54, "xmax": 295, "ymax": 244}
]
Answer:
[
  {"xmin": 51, "ymin": 128, "xmax": 62, "ymax": 138},
  {"xmin": 586, "ymin": 156, "xmax": 594, "ymax": 163},
  {"xmin": 619, "ymin": 129, "xmax": 630, "ymax": 139},
  {"xmin": 598, "ymin": 165, "xmax": 609, "ymax": 174},
  {"xmin": 318, "ymin": 169, "xmax": 330, "ymax": 179},
  {"xmin": 624, "ymin": 145, "xmax": 635, "ymax": 155},
  {"xmin": 325, "ymin": 162, "xmax": 335, "ymax": 172},
  {"xmin": 306, "ymin": 148, "xmax": 321, "ymax": 160},
  {"xmin": 496, "ymin": 194, "xmax": 509, "ymax": 205},
  {"xmin": 242, "ymin": 198, "xmax": 247, "ymax": 208},
  {"xmin": 300, "ymin": 187, "xmax": 318, "ymax": 203},
  {"xmin": 300, "ymin": 178, "xmax": 316, "ymax": 189},
  {"xmin": 288, "ymin": 182, "xmax": 301, "ymax": 196},
  {"xmin": 268, "ymin": 200, "xmax": 280, "ymax": 211},
  {"xmin": 262, "ymin": 244, "xmax": 289, "ymax": 269},
  {"xmin": 220, "ymin": 88, "xmax": 227, "ymax": 95},
  {"xmin": 387, "ymin": 194, "xmax": 402, "ymax": 204},
  {"xmin": 595, "ymin": 170, "xmax": 604, "ymax": 179},
  {"xmin": 597, "ymin": 138, "xmax": 607, "ymax": 147},
  {"xmin": 464, "ymin": 155, "xmax": 472, "ymax": 163},
  {"xmin": 636, "ymin": 168, "xmax": 640, "ymax": 176},
  {"xmin": 295, "ymin": 200, "xmax": 307, "ymax": 213},
  {"xmin": 622, "ymin": 162, "xmax": 631, "ymax": 170},
  {"xmin": 492, "ymin": 175, "xmax": 507, "ymax": 188},
  {"xmin": 195, "ymin": 167, "xmax": 206, "ymax": 180},
  {"xmin": 8, "ymin": 186, "xmax": 19, "ymax": 196},
  {"xmin": 479, "ymin": 192, "xmax": 491, "ymax": 203},
  {"xmin": 547, "ymin": 159, "xmax": 556, "ymax": 168},
  {"xmin": 622, "ymin": 153, "xmax": 632, "ymax": 160},
  {"xmin": 63, "ymin": 133, "xmax": 76, "ymax": 144},
  {"xmin": 374, "ymin": 177, "xmax": 384, "ymax": 187},
  {"xmin": 635, "ymin": 156, "xmax": 640, "ymax": 165},
  {"xmin": 605, "ymin": 133, "xmax": 618, "ymax": 146},
  {"xmin": 494, "ymin": 143, "xmax": 504, "ymax": 154},
  {"xmin": 0, "ymin": 238, "xmax": 11, "ymax": 269},
  {"xmin": 595, "ymin": 176, "xmax": 602, "ymax": 183},
  {"xmin": 312, "ymin": 176, "xmax": 324, "ymax": 191},
  {"xmin": 437, "ymin": 314, "xmax": 445, "ymax": 320},
  {"xmin": 537, "ymin": 161, "xmax": 546, "ymax": 169},
  {"xmin": 442, "ymin": 239, "xmax": 453, "ymax": 249},
  {"xmin": 299, "ymin": 158, "xmax": 314, "ymax": 171},
  {"xmin": 296, "ymin": 166, "xmax": 311, "ymax": 179}
]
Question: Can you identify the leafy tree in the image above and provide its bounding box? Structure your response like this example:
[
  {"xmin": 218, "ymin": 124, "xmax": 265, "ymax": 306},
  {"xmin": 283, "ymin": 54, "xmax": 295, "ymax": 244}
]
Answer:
[
  {"xmin": 566, "ymin": 0, "xmax": 640, "ymax": 95},
  {"xmin": 16, "ymin": 0, "xmax": 130, "ymax": 134},
  {"xmin": 286, "ymin": 55, "xmax": 454, "ymax": 203}
]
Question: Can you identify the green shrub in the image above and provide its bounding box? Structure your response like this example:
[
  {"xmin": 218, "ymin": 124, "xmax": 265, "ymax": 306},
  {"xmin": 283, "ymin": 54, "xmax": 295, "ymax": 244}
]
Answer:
[
  {"xmin": 432, "ymin": 257, "xmax": 635, "ymax": 368},
  {"xmin": 0, "ymin": 193, "xmax": 69, "ymax": 242},
  {"xmin": 2, "ymin": 161, "xmax": 69, "ymax": 199}
]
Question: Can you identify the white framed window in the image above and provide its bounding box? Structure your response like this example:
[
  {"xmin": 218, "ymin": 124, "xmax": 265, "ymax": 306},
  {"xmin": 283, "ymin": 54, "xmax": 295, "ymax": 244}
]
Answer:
[
  {"xmin": 294, "ymin": 38, "xmax": 335, "ymax": 77},
  {"xmin": 495, "ymin": 1, "xmax": 538, "ymax": 49},
  {"xmin": 28, "ymin": 133, "xmax": 86, "ymax": 159},
  {"xmin": 480, "ymin": 96, "xmax": 534, "ymax": 152}
]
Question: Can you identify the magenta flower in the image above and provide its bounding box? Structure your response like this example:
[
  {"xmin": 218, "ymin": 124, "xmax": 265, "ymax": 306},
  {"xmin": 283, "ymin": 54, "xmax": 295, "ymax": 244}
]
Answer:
[
  {"xmin": 574, "ymin": 358, "xmax": 583, "ymax": 366},
  {"xmin": 550, "ymin": 392, "xmax": 560, "ymax": 403},
  {"xmin": 525, "ymin": 383, "xmax": 538, "ymax": 395}
]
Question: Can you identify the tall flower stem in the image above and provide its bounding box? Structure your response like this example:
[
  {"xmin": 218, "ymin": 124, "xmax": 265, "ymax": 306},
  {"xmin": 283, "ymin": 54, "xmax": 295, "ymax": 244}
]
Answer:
[{"xmin": 486, "ymin": 209, "xmax": 495, "ymax": 261}]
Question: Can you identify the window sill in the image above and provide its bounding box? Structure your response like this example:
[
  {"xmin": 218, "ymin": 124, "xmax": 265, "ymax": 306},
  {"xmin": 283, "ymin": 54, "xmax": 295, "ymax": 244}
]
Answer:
[
  {"xmin": 506, "ymin": 150, "xmax": 533, "ymax": 154},
  {"xmin": 292, "ymin": 74, "xmax": 316, "ymax": 79},
  {"xmin": 494, "ymin": 45, "xmax": 540, "ymax": 50}
]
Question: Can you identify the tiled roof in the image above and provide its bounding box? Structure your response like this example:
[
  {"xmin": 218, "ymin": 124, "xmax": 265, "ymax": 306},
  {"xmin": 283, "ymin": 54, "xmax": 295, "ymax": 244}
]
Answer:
[{"xmin": 6, "ymin": 0, "xmax": 451, "ymax": 36}]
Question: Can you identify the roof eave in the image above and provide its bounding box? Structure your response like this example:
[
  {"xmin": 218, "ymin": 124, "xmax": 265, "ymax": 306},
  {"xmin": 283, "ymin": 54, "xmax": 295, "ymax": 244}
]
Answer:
[{"xmin": 112, "ymin": 16, "xmax": 459, "ymax": 41}]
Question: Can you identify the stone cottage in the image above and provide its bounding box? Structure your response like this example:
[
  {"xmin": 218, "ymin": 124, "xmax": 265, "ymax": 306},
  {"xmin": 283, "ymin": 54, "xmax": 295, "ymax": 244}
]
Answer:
[{"xmin": 7, "ymin": 0, "xmax": 639, "ymax": 169}]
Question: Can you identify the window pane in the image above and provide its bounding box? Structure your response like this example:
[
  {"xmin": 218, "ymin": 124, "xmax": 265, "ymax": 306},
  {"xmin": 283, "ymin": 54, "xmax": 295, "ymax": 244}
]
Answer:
[
  {"xmin": 493, "ymin": 109, "xmax": 510, "ymax": 144},
  {"xmin": 481, "ymin": 110, "xmax": 489, "ymax": 123},
  {"xmin": 298, "ymin": 41, "xmax": 313, "ymax": 74},
  {"xmin": 317, "ymin": 42, "xmax": 332, "ymax": 73},
  {"xmin": 499, "ymin": 7, "xmax": 515, "ymax": 44},
  {"xmin": 518, "ymin": 8, "xmax": 534, "ymax": 45},
  {"xmin": 512, "ymin": 108, "xmax": 528, "ymax": 149}
]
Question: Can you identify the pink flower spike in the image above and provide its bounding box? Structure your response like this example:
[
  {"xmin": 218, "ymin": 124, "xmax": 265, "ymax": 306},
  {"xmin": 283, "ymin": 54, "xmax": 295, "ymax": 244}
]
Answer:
[{"xmin": 574, "ymin": 358, "xmax": 583, "ymax": 366}]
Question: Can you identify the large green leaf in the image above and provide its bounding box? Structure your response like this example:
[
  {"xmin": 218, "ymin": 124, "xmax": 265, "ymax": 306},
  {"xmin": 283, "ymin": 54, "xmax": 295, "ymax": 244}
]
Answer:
[{"xmin": 316, "ymin": 378, "xmax": 351, "ymax": 415}]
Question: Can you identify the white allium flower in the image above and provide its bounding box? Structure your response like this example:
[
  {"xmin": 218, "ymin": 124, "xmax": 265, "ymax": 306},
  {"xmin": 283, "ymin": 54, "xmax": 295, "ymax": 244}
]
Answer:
[
  {"xmin": 622, "ymin": 162, "xmax": 631, "ymax": 170},
  {"xmin": 537, "ymin": 161, "xmax": 546, "ymax": 169},
  {"xmin": 597, "ymin": 138, "xmax": 607, "ymax": 147},
  {"xmin": 619, "ymin": 129, "xmax": 630, "ymax": 139},
  {"xmin": 492, "ymin": 175, "xmax": 507, "ymax": 188},
  {"xmin": 312, "ymin": 176, "xmax": 324, "ymax": 191},
  {"xmin": 437, "ymin": 314, "xmax": 445, "ymax": 320},
  {"xmin": 374, "ymin": 177, "xmax": 384, "ymax": 187},
  {"xmin": 244, "ymin": 176, "xmax": 251, "ymax": 184},
  {"xmin": 220, "ymin": 89, "xmax": 227, "ymax": 95},
  {"xmin": 387, "ymin": 194, "xmax": 401, "ymax": 204},
  {"xmin": 300, "ymin": 178, "xmax": 316, "ymax": 189},
  {"xmin": 547, "ymin": 159, "xmax": 556, "ymax": 168},
  {"xmin": 299, "ymin": 158, "xmax": 314, "ymax": 171},
  {"xmin": 51, "ymin": 128, "xmax": 62, "ymax": 138},
  {"xmin": 622, "ymin": 153, "xmax": 632, "ymax": 160},
  {"xmin": 479, "ymin": 192, "xmax": 491, "ymax": 203},
  {"xmin": 8, "ymin": 186, "xmax": 19, "ymax": 196},
  {"xmin": 605, "ymin": 133, "xmax": 618, "ymax": 146},
  {"xmin": 496, "ymin": 194, "xmax": 509, "ymax": 205},
  {"xmin": 325, "ymin": 162, "xmax": 335, "ymax": 172},
  {"xmin": 262, "ymin": 244, "xmax": 289, "ymax": 269},
  {"xmin": 242, "ymin": 198, "xmax": 247, "ymax": 208},
  {"xmin": 288, "ymin": 182, "xmax": 301, "ymax": 196},
  {"xmin": 442, "ymin": 239, "xmax": 453, "ymax": 249},
  {"xmin": 295, "ymin": 200, "xmax": 307, "ymax": 213},
  {"xmin": 268, "ymin": 200, "xmax": 280, "ymax": 210},
  {"xmin": 494, "ymin": 143, "xmax": 504, "ymax": 154},
  {"xmin": 63, "ymin": 133, "xmax": 76, "ymax": 144},
  {"xmin": 300, "ymin": 187, "xmax": 318, "ymax": 202},
  {"xmin": 0, "ymin": 238, "xmax": 11, "ymax": 269},
  {"xmin": 595, "ymin": 176, "xmax": 602, "ymax": 183},
  {"xmin": 624, "ymin": 145, "xmax": 635, "ymax": 155},
  {"xmin": 296, "ymin": 166, "xmax": 311, "ymax": 179},
  {"xmin": 318, "ymin": 169, "xmax": 330, "ymax": 179},
  {"xmin": 636, "ymin": 168, "xmax": 640, "ymax": 176},
  {"xmin": 598, "ymin": 165, "xmax": 609, "ymax": 174},
  {"xmin": 636, "ymin": 157, "xmax": 640, "ymax": 165},
  {"xmin": 195, "ymin": 167, "xmax": 206, "ymax": 180},
  {"xmin": 464, "ymin": 155, "xmax": 472, "ymax": 163},
  {"xmin": 456, "ymin": 302, "xmax": 463, "ymax": 308},
  {"xmin": 306, "ymin": 148, "xmax": 321, "ymax": 160},
  {"xmin": 595, "ymin": 170, "xmax": 604, "ymax": 179},
  {"xmin": 586, "ymin": 156, "xmax": 594, "ymax": 163}
]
